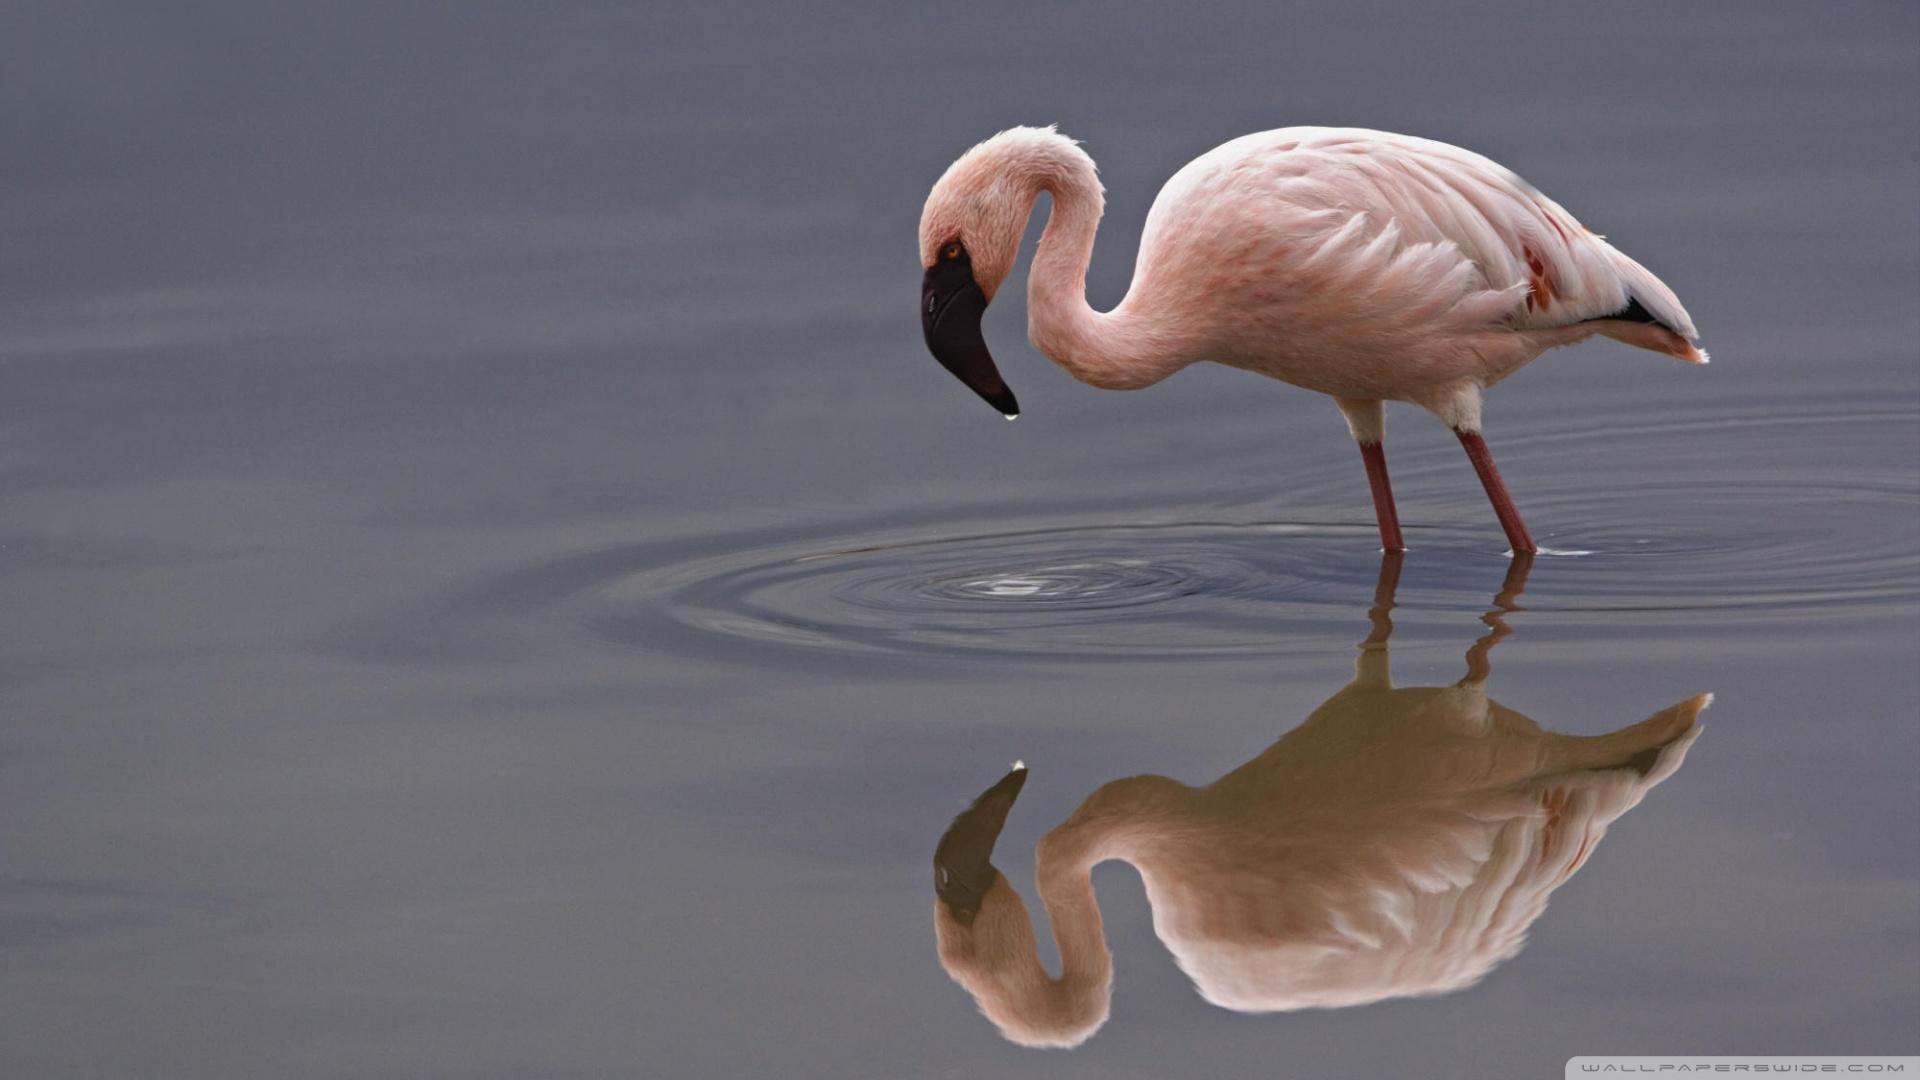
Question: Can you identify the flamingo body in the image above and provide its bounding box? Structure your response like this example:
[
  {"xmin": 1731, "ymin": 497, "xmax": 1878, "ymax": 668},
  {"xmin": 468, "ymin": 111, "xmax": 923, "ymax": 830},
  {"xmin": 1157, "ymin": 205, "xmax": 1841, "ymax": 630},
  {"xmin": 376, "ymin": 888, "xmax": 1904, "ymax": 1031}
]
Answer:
[
  {"xmin": 1126, "ymin": 128, "xmax": 1704, "ymax": 399},
  {"xmin": 918, "ymin": 127, "xmax": 1707, "ymax": 552}
]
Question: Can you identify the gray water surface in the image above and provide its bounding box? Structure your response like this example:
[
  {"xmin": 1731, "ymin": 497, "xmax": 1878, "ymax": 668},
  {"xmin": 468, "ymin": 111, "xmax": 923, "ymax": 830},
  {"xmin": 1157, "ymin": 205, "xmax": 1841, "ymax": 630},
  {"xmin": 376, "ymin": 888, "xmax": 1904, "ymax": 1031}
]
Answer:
[{"xmin": 4, "ymin": 3, "xmax": 1917, "ymax": 1077}]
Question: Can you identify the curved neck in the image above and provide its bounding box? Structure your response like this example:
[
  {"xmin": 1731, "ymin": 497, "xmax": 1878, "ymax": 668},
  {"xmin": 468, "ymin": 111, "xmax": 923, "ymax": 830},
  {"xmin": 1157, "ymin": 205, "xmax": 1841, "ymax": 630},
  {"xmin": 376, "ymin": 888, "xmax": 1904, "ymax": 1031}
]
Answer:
[
  {"xmin": 1022, "ymin": 160, "xmax": 1181, "ymax": 391},
  {"xmin": 941, "ymin": 775, "xmax": 1190, "ymax": 1046},
  {"xmin": 1022, "ymin": 776, "xmax": 1187, "ymax": 997},
  {"xmin": 1034, "ymin": 829, "xmax": 1114, "ymax": 991},
  {"xmin": 959, "ymin": 827, "xmax": 1115, "ymax": 1047}
]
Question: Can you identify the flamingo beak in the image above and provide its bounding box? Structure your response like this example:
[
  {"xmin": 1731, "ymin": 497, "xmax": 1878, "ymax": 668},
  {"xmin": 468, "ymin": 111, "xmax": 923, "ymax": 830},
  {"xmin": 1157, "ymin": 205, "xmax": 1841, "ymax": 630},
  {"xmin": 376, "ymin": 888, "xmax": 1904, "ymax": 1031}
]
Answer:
[
  {"xmin": 933, "ymin": 763, "xmax": 1027, "ymax": 924},
  {"xmin": 922, "ymin": 255, "xmax": 1020, "ymax": 419}
]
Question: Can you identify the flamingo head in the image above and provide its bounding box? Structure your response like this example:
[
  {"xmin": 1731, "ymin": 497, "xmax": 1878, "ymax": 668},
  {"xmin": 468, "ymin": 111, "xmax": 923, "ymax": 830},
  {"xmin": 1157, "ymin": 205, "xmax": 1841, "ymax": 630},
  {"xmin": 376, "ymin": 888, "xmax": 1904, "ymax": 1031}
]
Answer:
[
  {"xmin": 931, "ymin": 762, "xmax": 1109, "ymax": 1048},
  {"xmin": 918, "ymin": 134, "xmax": 1051, "ymax": 419},
  {"xmin": 932, "ymin": 762, "xmax": 1026, "ymax": 925}
]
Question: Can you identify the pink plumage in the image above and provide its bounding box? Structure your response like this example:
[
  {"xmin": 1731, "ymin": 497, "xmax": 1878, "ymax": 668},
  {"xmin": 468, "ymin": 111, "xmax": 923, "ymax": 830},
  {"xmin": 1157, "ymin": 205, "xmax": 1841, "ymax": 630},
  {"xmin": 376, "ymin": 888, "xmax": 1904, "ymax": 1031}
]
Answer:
[{"xmin": 918, "ymin": 126, "xmax": 1706, "ymax": 554}]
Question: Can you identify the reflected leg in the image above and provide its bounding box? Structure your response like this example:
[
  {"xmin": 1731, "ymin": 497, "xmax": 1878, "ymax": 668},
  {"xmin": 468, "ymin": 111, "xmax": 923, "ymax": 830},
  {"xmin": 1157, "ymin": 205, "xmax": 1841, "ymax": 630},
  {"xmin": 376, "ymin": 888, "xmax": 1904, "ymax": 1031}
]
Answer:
[
  {"xmin": 1464, "ymin": 551, "xmax": 1533, "ymax": 683},
  {"xmin": 1365, "ymin": 549, "xmax": 1405, "ymax": 647},
  {"xmin": 1354, "ymin": 550, "xmax": 1403, "ymax": 688}
]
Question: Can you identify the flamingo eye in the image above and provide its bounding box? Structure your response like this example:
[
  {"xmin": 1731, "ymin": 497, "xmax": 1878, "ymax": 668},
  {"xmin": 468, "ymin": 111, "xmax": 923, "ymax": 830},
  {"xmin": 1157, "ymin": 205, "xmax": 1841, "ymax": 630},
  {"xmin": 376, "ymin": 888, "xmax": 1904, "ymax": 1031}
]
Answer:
[{"xmin": 943, "ymin": 243, "xmax": 962, "ymax": 260}]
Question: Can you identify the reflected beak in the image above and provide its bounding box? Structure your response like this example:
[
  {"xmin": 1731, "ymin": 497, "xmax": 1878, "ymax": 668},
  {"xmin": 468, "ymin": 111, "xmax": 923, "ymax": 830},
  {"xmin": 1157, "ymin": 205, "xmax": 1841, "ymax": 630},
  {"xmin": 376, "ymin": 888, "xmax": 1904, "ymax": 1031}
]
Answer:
[
  {"xmin": 922, "ymin": 256, "xmax": 1019, "ymax": 418},
  {"xmin": 933, "ymin": 764, "xmax": 1028, "ymax": 923}
]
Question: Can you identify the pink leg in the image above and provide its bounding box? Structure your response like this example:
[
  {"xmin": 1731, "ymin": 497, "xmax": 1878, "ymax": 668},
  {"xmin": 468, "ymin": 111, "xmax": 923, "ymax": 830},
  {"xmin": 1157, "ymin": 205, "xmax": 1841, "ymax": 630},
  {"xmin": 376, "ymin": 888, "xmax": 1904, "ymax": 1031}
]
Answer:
[
  {"xmin": 1358, "ymin": 442, "xmax": 1407, "ymax": 553},
  {"xmin": 1456, "ymin": 430, "xmax": 1538, "ymax": 555}
]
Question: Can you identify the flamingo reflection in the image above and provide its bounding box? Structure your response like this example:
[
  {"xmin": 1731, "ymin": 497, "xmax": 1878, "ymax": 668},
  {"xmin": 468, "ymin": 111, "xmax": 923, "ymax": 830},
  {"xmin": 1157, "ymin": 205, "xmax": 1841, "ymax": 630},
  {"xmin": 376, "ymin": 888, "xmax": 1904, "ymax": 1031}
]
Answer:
[{"xmin": 931, "ymin": 554, "xmax": 1705, "ymax": 1048}]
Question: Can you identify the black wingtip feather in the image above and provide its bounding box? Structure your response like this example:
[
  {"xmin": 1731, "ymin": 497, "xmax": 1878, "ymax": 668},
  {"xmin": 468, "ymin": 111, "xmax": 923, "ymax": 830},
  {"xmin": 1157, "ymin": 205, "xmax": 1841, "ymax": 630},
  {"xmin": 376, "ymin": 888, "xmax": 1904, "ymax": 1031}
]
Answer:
[{"xmin": 1593, "ymin": 295, "xmax": 1679, "ymax": 335}]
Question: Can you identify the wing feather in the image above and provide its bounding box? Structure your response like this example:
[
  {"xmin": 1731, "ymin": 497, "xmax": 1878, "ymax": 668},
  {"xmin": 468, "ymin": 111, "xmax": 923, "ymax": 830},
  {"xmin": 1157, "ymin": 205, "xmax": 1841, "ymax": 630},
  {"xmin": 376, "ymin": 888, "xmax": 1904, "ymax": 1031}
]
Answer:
[{"xmin": 1264, "ymin": 129, "xmax": 1698, "ymax": 339}]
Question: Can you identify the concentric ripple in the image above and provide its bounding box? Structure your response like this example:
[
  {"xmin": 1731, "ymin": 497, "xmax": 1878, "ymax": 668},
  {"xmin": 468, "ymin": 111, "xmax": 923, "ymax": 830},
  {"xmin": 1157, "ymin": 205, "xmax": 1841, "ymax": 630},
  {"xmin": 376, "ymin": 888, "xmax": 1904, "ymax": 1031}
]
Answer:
[
  {"xmin": 351, "ymin": 409, "xmax": 1918, "ymax": 665},
  {"xmin": 594, "ymin": 519, "xmax": 1402, "ymax": 660},
  {"xmin": 907, "ymin": 560, "xmax": 1188, "ymax": 607}
]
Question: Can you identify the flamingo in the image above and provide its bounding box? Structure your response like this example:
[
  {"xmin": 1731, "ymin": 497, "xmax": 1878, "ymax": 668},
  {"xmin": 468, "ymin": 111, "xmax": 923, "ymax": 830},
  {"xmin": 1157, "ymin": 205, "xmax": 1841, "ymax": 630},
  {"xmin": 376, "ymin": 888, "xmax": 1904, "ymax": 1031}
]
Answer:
[
  {"xmin": 930, "ymin": 554, "xmax": 1708, "ymax": 1048},
  {"xmin": 918, "ymin": 127, "xmax": 1706, "ymax": 553}
]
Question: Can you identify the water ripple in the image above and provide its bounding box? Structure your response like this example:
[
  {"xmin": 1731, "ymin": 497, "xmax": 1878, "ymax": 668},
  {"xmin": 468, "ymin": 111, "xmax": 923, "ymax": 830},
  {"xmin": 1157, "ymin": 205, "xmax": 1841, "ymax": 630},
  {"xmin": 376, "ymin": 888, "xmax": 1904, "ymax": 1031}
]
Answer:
[
  {"xmin": 600, "ymin": 520, "xmax": 1379, "ymax": 660},
  {"xmin": 342, "ymin": 410, "xmax": 1919, "ymax": 665}
]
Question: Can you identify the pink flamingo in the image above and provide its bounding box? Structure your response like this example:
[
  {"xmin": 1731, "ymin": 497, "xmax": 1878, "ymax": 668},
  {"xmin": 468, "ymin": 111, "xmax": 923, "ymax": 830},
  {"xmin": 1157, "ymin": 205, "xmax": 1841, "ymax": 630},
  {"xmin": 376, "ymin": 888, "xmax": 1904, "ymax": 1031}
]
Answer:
[{"xmin": 918, "ymin": 127, "xmax": 1706, "ymax": 554}]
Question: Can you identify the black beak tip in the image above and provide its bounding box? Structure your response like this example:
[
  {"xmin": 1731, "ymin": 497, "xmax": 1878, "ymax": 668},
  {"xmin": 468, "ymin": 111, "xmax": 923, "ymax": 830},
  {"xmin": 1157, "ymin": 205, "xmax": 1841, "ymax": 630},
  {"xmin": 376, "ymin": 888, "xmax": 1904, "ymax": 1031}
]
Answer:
[
  {"xmin": 946, "ymin": 371, "xmax": 1018, "ymax": 421},
  {"xmin": 985, "ymin": 761, "xmax": 1028, "ymax": 799},
  {"xmin": 984, "ymin": 387, "xmax": 1021, "ymax": 420}
]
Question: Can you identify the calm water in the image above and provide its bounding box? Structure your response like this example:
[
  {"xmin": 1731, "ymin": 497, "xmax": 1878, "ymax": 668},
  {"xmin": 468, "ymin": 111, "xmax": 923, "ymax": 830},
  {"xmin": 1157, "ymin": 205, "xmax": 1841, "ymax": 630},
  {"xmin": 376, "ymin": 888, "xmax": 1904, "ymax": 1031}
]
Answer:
[{"xmin": 4, "ymin": 3, "xmax": 1917, "ymax": 1077}]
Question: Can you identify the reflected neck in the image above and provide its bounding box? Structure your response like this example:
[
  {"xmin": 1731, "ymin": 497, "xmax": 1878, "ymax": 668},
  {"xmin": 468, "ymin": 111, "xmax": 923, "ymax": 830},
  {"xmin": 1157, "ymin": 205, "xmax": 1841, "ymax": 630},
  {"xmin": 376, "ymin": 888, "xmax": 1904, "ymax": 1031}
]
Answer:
[
  {"xmin": 963, "ymin": 825, "xmax": 1116, "ymax": 1047},
  {"xmin": 1036, "ymin": 832, "xmax": 1114, "ymax": 992}
]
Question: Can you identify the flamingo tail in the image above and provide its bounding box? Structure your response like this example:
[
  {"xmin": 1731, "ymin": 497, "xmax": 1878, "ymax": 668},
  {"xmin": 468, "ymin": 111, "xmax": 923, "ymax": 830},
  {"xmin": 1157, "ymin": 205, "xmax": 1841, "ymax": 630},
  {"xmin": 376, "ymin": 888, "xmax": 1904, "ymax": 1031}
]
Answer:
[{"xmin": 1586, "ymin": 244, "xmax": 1708, "ymax": 364}]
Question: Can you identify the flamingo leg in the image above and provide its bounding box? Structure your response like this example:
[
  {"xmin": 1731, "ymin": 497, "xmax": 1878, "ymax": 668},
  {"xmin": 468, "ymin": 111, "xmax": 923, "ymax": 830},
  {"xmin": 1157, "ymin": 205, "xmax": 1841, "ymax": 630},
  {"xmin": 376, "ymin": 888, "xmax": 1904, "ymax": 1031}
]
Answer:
[
  {"xmin": 1357, "ymin": 442, "xmax": 1407, "ymax": 553},
  {"xmin": 1456, "ymin": 430, "xmax": 1537, "ymax": 555}
]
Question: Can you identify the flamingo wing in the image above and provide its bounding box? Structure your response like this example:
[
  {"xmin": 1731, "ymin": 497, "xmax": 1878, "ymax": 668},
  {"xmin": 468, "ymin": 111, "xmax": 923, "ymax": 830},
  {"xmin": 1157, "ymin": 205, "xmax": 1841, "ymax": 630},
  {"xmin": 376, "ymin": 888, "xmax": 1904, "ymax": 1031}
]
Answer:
[{"xmin": 1142, "ymin": 129, "xmax": 1701, "ymax": 359}]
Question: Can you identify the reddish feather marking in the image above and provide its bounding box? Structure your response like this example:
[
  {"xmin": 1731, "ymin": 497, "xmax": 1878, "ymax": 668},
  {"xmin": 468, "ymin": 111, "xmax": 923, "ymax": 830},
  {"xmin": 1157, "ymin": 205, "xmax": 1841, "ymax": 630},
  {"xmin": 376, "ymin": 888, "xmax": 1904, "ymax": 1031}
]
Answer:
[
  {"xmin": 1538, "ymin": 787, "xmax": 1601, "ymax": 882},
  {"xmin": 1522, "ymin": 246, "xmax": 1557, "ymax": 313},
  {"xmin": 1569, "ymin": 833, "xmax": 1597, "ymax": 874},
  {"xmin": 1538, "ymin": 787, "xmax": 1570, "ymax": 858}
]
